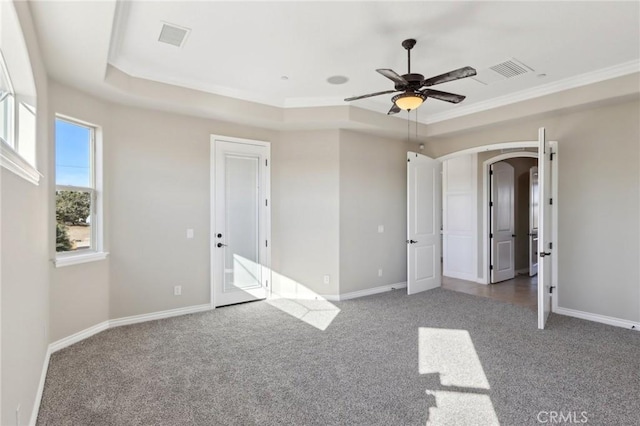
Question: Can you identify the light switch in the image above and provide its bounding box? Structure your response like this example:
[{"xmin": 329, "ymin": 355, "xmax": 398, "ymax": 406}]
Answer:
[{"xmin": 186, "ymin": 229, "xmax": 194, "ymax": 239}]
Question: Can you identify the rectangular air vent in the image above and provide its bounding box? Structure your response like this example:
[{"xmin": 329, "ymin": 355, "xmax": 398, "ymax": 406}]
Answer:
[
  {"xmin": 472, "ymin": 58, "xmax": 534, "ymax": 85},
  {"xmin": 158, "ymin": 23, "xmax": 190, "ymax": 47}
]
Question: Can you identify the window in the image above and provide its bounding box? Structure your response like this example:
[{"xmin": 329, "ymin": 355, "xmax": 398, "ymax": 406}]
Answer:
[
  {"xmin": 0, "ymin": 1, "xmax": 40, "ymax": 183},
  {"xmin": 55, "ymin": 116, "xmax": 106, "ymax": 266}
]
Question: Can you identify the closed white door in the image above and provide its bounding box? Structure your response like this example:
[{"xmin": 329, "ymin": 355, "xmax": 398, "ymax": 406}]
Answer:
[
  {"xmin": 529, "ymin": 166, "xmax": 539, "ymax": 276},
  {"xmin": 538, "ymin": 128, "xmax": 552, "ymax": 329},
  {"xmin": 490, "ymin": 161, "xmax": 515, "ymax": 283},
  {"xmin": 213, "ymin": 138, "xmax": 270, "ymax": 307},
  {"xmin": 407, "ymin": 152, "xmax": 442, "ymax": 295}
]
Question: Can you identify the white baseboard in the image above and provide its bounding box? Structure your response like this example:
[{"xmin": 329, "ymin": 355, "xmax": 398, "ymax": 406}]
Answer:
[
  {"xmin": 33, "ymin": 303, "xmax": 213, "ymax": 425},
  {"xmin": 336, "ymin": 282, "xmax": 407, "ymax": 301},
  {"xmin": 109, "ymin": 304, "xmax": 212, "ymax": 328},
  {"xmin": 555, "ymin": 306, "xmax": 640, "ymax": 331},
  {"xmin": 443, "ymin": 271, "xmax": 477, "ymax": 282},
  {"xmin": 49, "ymin": 320, "xmax": 110, "ymax": 353},
  {"xmin": 29, "ymin": 346, "xmax": 51, "ymax": 426}
]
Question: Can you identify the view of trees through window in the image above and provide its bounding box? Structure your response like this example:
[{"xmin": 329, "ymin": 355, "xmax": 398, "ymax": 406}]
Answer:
[{"xmin": 55, "ymin": 118, "xmax": 94, "ymax": 252}]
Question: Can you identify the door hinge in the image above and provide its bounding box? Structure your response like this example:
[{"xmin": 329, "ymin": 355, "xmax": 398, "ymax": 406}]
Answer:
[
  {"xmin": 266, "ymin": 280, "xmax": 269, "ymax": 288},
  {"xmin": 490, "ymin": 265, "xmax": 494, "ymax": 270},
  {"xmin": 265, "ymin": 199, "xmax": 268, "ymax": 207},
  {"xmin": 265, "ymin": 159, "xmax": 268, "ymax": 166},
  {"xmin": 490, "ymin": 201, "xmax": 494, "ymax": 207},
  {"xmin": 549, "ymin": 242, "xmax": 553, "ymax": 249},
  {"xmin": 550, "ymin": 152, "xmax": 554, "ymax": 161},
  {"xmin": 265, "ymin": 240, "xmax": 268, "ymax": 247},
  {"xmin": 490, "ymin": 170, "xmax": 493, "ymax": 176},
  {"xmin": 549, "ymin": 198, "xmax": 553, "ymax": 205},
  {"xmin": 490, "ymin": 233, "xmax": 493, "ymax": 239},
  {"xmin": 549, "ymin": 286, "xmax": 556, "ymax": 294}
]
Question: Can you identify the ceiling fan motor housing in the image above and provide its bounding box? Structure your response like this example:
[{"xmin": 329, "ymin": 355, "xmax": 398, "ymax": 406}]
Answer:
[{"xmin": 396, "ymin": 73, "xmax": 424, "ymax": 91}]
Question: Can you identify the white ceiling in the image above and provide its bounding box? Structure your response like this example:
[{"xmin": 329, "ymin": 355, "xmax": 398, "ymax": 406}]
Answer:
[{"xmin": 29, "ymin": 1, "xmax": 640, "ymax": 126}]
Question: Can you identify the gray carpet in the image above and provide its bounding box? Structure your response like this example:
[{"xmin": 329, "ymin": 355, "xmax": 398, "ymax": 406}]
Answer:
[{"xmin": 37, "ymin": 288, "xmax": 640, "ymax": 425}]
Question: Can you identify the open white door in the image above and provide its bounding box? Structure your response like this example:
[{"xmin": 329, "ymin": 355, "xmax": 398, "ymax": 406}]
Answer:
[
  {"xmin": 490, "ymin": 162, "xmax": 515, "ymax": 283},
  {"xmin": 538, "ymin": 128, "xmax": 552, "ymax": 329},
  {"xmin": 529, "ymin": 166, "xmax": 539, "ymax": 276},
  {"xmin": 407, "ymin": 152, "xmax": 442, "ymax": 295}
]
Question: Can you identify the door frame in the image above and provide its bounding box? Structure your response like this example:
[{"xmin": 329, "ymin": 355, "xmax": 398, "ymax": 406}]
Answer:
[
  {"xmin": 437, "ymin": 141, "xmax": 558, "ymax": 313},
  {"xmin": 209, "ymin": 134, "xmax": 271, "ymax": 308},
  {"xmin": 484, "ymin": 152, "xmax": 538, "ymax": 285}
]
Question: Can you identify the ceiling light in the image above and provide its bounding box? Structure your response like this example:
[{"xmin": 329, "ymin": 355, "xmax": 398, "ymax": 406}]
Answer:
[{"xmin": 392, "ymin": 91, "xmax": 426, "ymax": 111}]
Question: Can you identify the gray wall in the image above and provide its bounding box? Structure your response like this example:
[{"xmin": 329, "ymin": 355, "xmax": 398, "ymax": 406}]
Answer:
[
  {"xmin": 1, "ymin": 2, "xmax": 50, "ymax": 424},
  {"xmin": 427, "ymin": 99, "xmax": 640, "ymax": 322},
  {"xmin": 339, "ymin": 130, "xmax": 408, "ymax": 293}
]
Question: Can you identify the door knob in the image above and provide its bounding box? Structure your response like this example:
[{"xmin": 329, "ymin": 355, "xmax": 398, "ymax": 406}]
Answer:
[
  {"xmin": 512, "ymin": 234, "xmax": 517, "ymax": 237},
  {"xmin": 407, "ymin": 240, "xmax": 418, "ymax": 244},
  {"xmin": 217, "ymin": 243, "xmax": 227, "ymax": 248}
]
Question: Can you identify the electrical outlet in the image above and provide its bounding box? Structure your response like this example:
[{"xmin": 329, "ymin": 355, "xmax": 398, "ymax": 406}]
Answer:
[
  {"xmin": 323, "ymin": 275, "xmax": 330, "ymax": 284},
  {"xmin": 186, "ymin": 229, "xmax": 194, "ymax": 239},
  {"xmin": 378, "ymin": 225, "xmax": 384, "ymax": 233},
  {"xmin": 174, "ymin": 285, "xmax": 182, "ymax": 296},
  {"xmin": 378, "ymin": 269, "xmax": 383, "ymax": 277}
]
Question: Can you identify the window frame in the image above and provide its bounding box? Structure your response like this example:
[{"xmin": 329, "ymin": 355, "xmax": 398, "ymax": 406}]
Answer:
[
  {"xmin": 0, "ymin": 48, "xmax": 41, "ymax": 184},
  {"xmin": 54, "ymin": 115, "xmax": 107, "ymax": 267}
]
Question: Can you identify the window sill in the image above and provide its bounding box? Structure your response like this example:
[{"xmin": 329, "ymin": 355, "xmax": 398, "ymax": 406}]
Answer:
[
  {"xmin": 1, "ymin": 138, "xmax": 42, "ymax": 185},
  {"xmin": 54, "ymin": 251, "xmax": 109, "ymax": 268}
]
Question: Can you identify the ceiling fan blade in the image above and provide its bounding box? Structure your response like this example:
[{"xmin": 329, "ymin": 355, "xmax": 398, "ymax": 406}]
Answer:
[
  {"xmin": 422, "ymin": 89, "xmax": 466, "ymax": 104},
  {"xmin": 421, "ymin": 66, "xmax": 477, "ymax": 87},
  {"xmin": 387, "ymin": 104, "xmax": 401, "ymax": 115},
  {"xmin": 376, "ymin": 69, "xmax": 409, "ymax": 86},
  {"xmin": 344, "ymin": 89, "xmax": 398, "ymax": 102}
]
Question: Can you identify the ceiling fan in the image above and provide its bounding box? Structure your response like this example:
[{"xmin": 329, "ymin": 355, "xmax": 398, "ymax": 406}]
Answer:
[{"xmin": 344, "ymin": 39, "xmax": 477, "ymax": 115}]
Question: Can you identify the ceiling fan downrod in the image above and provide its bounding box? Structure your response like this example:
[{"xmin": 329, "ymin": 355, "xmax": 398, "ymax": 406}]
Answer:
[{"xmin": 402, "ymin": 38, "xmax": 416, "ymax": 74}]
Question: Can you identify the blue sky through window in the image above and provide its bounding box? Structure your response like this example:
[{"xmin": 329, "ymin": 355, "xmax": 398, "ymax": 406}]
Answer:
[{"xmin": 55, "ymin": 119, "xmax": 91, "ymax": 187}]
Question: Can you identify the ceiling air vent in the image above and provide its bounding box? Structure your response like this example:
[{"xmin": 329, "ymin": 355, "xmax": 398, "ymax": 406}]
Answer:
[
  {"xmin": 472, "ymin": 58, "xmax": 534, "ymax": 85},
  {"xmin": 158, "ymin": 23, "xmax": 190, "ymax": 48}
]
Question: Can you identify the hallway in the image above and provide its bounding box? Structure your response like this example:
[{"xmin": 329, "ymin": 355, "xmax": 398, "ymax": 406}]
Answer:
[{"xmin": 442, "ymin": 274, "xmax": 538, "ymax": 311}]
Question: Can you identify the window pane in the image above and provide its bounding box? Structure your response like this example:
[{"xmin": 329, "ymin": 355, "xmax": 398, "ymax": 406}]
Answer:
[
  {"xmin": 56, "ymin": 190, "xmax": 92, "ymax": 252},
  {"xmin": 0, "ymin": 94, "xmax": 12, "ymax": 144},
  {"xmin": 55, "ymin": 119, "xmax": 91, "ymax": 187}
]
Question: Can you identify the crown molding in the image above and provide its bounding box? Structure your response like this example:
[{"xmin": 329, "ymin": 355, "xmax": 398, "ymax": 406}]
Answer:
[{"xmin": 425, "ymin": 59, "xmax": 640, "ymax": 124}]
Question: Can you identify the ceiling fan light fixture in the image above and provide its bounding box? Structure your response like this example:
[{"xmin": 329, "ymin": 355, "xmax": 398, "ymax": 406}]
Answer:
[{"xmin": 392, "ymin": 91, "xmax": 426, "ymax": 110}]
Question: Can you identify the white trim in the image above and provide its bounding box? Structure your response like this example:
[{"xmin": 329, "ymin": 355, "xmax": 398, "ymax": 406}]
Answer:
[
  {"xmin": 482, "ymin": 150, "xmax": 539, "ymax": 285},
  {"xmin": 49, "ymin": 321, "xmax": 110, "ymax": 353},
  {"xmin": 54, "ymin": 251, "xmax": 109, "ymax": 268},
  {"xmin": 425, "ymin": 59, "xmax": 640, "ymax": 124},
  {"xmin": 437, "ymin": 141, "xmax": 538, "ymax": 162},
  {"xmin": 1, "ymin": 138, "xmax": 42, "ymax": 185},
  {"xmin": 210, "ymin": 134, "xmax": 271, "ymax": 308},
  {"xmin": 331, "ymin": 282, "xmax": 408, "ymax": 301},
  {"xmin": 554, "ymin": 307, "xmax": 640, "ymax": 331},
  {"xmin": 28, "ymin": 347, "xmax": 51, "ymax": 426},
  {"xmin": 109, "ymin": 304, "xmax": 212, "ymax": 328},
  {"xmin": 550, "ymin": 141, "xmax": 559, "ymax": 314}
]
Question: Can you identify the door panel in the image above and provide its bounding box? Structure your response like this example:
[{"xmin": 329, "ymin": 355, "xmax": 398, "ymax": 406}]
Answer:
[
  {"xmin": 408, "ymin": 152, "xmax": 442, "ymax": 295},
  {"xmin": 538, "ymin": 129, "xmax": 552, "ymax": 329},
  {"xmin": 529, "ymin": 166, "xmax": 539, "ymax": 276},
  {"xmin": 490, "ymin": 162, "xmax": 515, "ymax": 283},
  {"xmin": 214, "ymin": 139, "xmax": 269, "ymax": 307}
]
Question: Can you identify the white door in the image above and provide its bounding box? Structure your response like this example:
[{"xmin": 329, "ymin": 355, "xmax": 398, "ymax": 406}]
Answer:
[
  {"xmin": 538, "ymin": 128, "xmax": 552, "ymax": 329},
  {"xmin": 490, "ymin": 161, "xmax": 515, "ymax": 283},
  {"xmin": 213, "ymin": 138, "xmax": 270, "ymax": 307},
  {"xmin": 529, "ymin": 166, "xmax": 539, "ymax": 276},
  {"xmin": 407, "ymin": 152, "xmax": 442, "ymax": 295}
]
